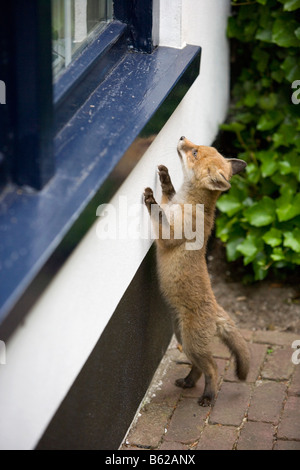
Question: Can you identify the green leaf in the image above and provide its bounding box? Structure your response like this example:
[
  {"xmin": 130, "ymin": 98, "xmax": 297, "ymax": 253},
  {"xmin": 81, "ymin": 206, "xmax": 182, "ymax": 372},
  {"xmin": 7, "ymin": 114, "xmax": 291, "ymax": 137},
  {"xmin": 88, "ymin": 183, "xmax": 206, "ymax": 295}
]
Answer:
[
  {"xmin": 246, "ymin": 163, "xmax": 261, "ymax": 184},
  {"xmin": 271, "ymin": 247, "xmax": 286, "ymax": 261},
  {"xmin": 256, "ymin": 28, "xmax": 273, "ymax": 42},
  {"xmin": 271, "ymin": 172, "xmax": 298, "ymax": 189},
  {"xmin": 262, "ymin": 228, "xmax": 282, "ymax": 247},
  {"xmin": 233, "ymin": 112, "xmax": 254, "ymax": 124},
  {"xmin": 256, "ymin": 0, "xmax": 267, "ymax": 4},
  {"xmin": 227, "ymin": 16, "xmax": 242, "ymax": 39},
  {"xmin": 281, "ymin": 56, "xmax": 300, "ymax": 82},
  {"xmin": 273, "ymin": 122, "xmax": 297, "ymax": 148},
  {"xmin": 258, "ymin": 93, "xmax": 277, "ymax": 111},
  {"xmin": 276, "ymin": 193, "xmax": 300, "ymax": 222},
  {"xmin": 257, "ymin": 111, "xmax": 284, "ymax": 131},
  {"xmin": 283, "ymin": 228, "xmax": 300, "ymax": 252},
  {"xmin": 244, "ymin": 196, "xmax": 276, "ymax": 227},
  {"xmin": 236, "ymin": 235, "xmax": 258, "ymax": 266},
  {"xmin": 226, "ymin": 237, "xmax": 244, "ymax": 262},
  {"xmin": 252, "ymin": 47, "xmax": 269, "ymax": 73},
  {"xmin": 237, "ymin": 234, "xmax": 264, "ymax": 265},
  {"xmin": 272, "ymin": 18, "xmax": 300, "ymax": 48},
  {"xmin": 295, "ymin": 26, "xmax": 300, "ymax": 40},
  {"xmin": 286, "ymin": 251, "xmax": 300, "ymax": 264},
  {"xmin": 216, "ymin": 194, "xmax": 243, "ymax": 217},
  {"xmin": 271, "ymin": 69, "xmax": 284, "ymax": 83},
  {"xmin": 256, "ymin": 150, "xmax": 278, "ymax": 177},
  {"xmin": 216, "ymin": 216, "xmax": 245, "ymax": 243},
  {"xmin": 217, "ymin": 185, "xmax": 248, "ymax": 216},
  {"xmin": 244, "ymin": 89, "xmax": 260, "ymax": 107},
  {"xmin": 281, "ymin": 0, "xmax": 300, "ymax": 11},
  {"xmin": 220, "ymin": 122, "xmax": 246, "ymax": 133},
  {"xmin": 237, "ymin": 236, "xmax": 258, "ymax": 258},
  {"xmin": 278, "ymin": 151, "xmax": 300, "ymax": 179},
  {"xmin": 276, "ymin": 194, "xmax": 300, "ymax": 222},
  {"xmin": 253, "ymin": 253, "xmax": 268, "ymax": 281}
]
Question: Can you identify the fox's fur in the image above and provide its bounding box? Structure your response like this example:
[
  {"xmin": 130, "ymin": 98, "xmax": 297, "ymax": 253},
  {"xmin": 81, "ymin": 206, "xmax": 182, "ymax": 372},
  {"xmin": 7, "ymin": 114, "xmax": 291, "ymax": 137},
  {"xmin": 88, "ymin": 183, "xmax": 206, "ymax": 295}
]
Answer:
[{"xmin": 144, "ymin": 137, "xmax": 250, "ymax": 406}]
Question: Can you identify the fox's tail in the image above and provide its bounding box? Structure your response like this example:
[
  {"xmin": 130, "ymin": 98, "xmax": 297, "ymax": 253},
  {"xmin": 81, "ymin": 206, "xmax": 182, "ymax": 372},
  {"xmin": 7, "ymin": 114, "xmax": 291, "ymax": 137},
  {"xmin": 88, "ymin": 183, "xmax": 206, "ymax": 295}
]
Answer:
[{"xmin": 216, "ymin": 307, "xmax": 250, "ymax": 381}]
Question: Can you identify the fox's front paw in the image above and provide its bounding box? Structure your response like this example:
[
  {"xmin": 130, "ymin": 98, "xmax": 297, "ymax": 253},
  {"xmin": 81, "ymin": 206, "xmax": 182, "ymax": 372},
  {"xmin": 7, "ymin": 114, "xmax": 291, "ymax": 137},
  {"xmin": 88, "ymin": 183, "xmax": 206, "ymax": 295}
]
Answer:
[
  {"xmin": 158, "ymin": 165, "xmax": 175, "ymax": 196},
  {"xmin": 158, "ymin": 165, "xmax": 170, "ymax": 185},
  {"xmin": 144, "ymin": 187, "xmax": 156, "ymax": 210}
]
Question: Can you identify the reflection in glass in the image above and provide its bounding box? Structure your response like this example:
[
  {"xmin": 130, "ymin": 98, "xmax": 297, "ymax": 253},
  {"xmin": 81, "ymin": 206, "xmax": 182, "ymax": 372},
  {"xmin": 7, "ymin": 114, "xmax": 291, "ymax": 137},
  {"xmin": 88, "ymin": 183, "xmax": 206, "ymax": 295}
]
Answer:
[{"xmin": 52, "ymin": 0, "xmax": 113, "ymax": 79}]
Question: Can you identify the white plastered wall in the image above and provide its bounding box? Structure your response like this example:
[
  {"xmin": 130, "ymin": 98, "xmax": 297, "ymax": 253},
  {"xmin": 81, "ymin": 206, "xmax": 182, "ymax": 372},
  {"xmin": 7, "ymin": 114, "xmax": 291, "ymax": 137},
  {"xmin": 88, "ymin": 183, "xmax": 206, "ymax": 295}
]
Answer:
[{"xmin": 0, "ymin": 0, "xmax": 231, "ymax": 450}]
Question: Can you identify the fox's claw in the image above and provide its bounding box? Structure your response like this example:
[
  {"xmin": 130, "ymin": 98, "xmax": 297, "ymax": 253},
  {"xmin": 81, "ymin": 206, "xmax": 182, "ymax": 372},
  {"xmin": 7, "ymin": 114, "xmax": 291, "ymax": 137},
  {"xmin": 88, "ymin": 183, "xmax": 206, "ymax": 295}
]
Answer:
[
  {"xmin": 158, "ymin": 165, "xmax": 175, "ymax": 197},
  {"xmin": 158, "ymin": 165, "xmax": 170, "ymax": 184},
  {"xmin": 144, "ymin": 187, "xmax": 156, "ymax": 207}
]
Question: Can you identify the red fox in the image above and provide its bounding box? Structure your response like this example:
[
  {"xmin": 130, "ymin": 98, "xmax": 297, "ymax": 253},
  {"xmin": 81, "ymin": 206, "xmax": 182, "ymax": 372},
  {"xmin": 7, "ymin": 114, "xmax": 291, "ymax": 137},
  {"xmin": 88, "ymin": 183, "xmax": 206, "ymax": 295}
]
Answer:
[{"xmin": 144, "ymin": 136, "xmax": 250, "ymax": 406}]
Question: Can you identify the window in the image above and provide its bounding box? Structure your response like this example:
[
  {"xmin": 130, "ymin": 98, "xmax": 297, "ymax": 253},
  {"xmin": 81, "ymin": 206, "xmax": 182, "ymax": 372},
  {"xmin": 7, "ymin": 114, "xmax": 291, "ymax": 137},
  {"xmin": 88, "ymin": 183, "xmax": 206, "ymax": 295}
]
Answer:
[
  {"xmin": 52, "ymin": 0, "xmax": 113, "ymax": 79},
  {"xmin": 0, "ymin": 0, "xmax": 200, "ymax": 341}
]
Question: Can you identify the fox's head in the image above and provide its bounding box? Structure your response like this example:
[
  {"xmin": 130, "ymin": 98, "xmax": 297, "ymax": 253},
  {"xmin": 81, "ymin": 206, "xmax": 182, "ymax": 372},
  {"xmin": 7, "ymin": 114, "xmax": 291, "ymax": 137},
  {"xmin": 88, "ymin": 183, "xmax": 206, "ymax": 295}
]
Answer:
[{"xmin": 177, "ymin": 137, "xmax": 247, "ymax": 191}]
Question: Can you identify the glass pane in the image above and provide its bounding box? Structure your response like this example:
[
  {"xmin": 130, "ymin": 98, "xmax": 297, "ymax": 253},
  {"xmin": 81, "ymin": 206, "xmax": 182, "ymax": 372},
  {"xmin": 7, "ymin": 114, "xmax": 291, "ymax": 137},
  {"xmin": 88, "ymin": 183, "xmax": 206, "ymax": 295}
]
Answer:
[{"xmin": 52, "ymin": 0, "xmax": 113, "ymax": 80}]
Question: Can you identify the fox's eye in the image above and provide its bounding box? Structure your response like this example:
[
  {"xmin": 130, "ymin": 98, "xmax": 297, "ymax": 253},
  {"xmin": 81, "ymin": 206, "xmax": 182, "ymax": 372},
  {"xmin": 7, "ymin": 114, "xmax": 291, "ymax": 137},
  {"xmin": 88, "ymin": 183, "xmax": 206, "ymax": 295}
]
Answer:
[{"xmin": 192, "ymin": 149, "xmax": 198, "ymax": 158}]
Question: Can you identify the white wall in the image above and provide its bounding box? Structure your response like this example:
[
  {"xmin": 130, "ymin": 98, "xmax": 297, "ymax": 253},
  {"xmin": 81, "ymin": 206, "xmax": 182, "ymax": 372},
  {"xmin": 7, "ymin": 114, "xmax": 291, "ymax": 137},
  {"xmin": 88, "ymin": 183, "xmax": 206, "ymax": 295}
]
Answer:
[{"xmin": 0, "ymin": 0, "xmax": 231, "ymax": 450}]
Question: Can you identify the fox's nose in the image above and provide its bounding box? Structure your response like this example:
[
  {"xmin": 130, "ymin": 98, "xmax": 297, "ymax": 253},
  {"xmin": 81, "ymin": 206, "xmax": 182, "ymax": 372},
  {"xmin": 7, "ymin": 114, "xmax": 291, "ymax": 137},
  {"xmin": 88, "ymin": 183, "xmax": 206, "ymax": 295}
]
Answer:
[{"xmin": 180, "ymin": 136, "xmax": 185, "ymax": 141}]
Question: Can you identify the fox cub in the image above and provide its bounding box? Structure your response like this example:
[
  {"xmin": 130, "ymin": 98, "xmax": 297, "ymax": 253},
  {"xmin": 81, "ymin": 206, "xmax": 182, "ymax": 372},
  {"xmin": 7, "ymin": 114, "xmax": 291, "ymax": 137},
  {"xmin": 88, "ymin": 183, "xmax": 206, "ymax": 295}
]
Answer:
[{"xmin": 144, "ymin": 137, "xmax": 250, "ymax": 406}]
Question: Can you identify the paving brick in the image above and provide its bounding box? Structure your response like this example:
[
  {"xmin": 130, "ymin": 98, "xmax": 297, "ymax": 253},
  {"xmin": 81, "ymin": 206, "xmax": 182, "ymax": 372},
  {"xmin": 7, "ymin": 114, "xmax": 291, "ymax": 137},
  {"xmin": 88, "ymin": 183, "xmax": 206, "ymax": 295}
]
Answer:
[
  {"xmin": 164, "ymin": 398, "xmax": 208, "ymax": 444},
  {"xmin": 277, "ymin": 396, "xmax": 300, "ymax": 440},
  {"xmin": 288, "ymin": 365, "xmax": 300, "ymax": 397},
  {"xmin": 122, "ymin": 330, "xmax": 300, "ymax": 452},
  {"xmin": 120, "ymin": 445, "xmax": 147, "ymax": 450},
  {"xmin": 253, "ymin": 330, "xmax": 299, "ymax": 347},
  {"xmin": 274, "ymin": 440, "xmax": 300, "ymax": 450},
  {"xmin": 182, "ymin": 358, "xmax": 227, "ymax": 398},
  {"xmin": 261, "ymin": 347, "xmax": 294, "ymax": 380},
  {"xmin": 237, "ymin": 421, "xmax": 274, "ymax": 450},
  {"xmin": 248, "ymin": 381, "xmax": 286, "ymax": 424},
  {"xmin": 126, "ymin": 403, "xmax": 173, "ymax": 448},
  {"xmin": 210, "ymin": 382, "xmax": 251, "ymax": 426},
  {"xmin": 216, "ymin": 357, "xmax": 229, "ymax": 380},
  {"xmin": 196, "ymin": 425, "xmax": 238, "ymax": 450},
  {"xmin": 150, "ymin": 360, "xmax": 190, "ymax": 407},
  {"xmin": 225, "ymin": 343, "xmax": 267, "ymax": 383},
  {"xmin": 159, "ymin": 440, "xmax": 189, "ymax": 450}
]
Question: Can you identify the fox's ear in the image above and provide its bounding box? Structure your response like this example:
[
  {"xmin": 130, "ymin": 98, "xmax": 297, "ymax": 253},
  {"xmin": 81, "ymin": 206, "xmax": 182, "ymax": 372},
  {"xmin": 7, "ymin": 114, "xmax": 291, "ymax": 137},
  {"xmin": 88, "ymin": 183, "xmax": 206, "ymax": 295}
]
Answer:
[
  {"xmin": 228, "ymin": 158, "xmax": 247, "ymax": 175},
  {"xmin": 204, "ymin": 170, "xmax": 231, "ymax": 192}
]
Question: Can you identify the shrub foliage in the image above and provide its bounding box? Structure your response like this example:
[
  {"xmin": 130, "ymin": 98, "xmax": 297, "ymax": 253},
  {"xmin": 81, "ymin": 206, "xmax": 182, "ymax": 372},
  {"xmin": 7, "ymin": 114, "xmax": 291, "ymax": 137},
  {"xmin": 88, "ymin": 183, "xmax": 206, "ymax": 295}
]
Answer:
[{"xmin": 216, "ymin": 0, "xmax": 300, "ymax": 281}]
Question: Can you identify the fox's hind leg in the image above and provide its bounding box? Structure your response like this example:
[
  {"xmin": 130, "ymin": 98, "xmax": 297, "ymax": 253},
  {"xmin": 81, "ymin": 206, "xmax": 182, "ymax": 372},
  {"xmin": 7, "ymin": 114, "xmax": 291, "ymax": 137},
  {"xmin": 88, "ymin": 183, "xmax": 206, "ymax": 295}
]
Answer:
[
  {"xmin": 175, "ymin": 365, "xmax": 202, "ymax": 389},
  {"xmin": 179, "ymin": 325, "xmax": 218, "ymax": 406}
]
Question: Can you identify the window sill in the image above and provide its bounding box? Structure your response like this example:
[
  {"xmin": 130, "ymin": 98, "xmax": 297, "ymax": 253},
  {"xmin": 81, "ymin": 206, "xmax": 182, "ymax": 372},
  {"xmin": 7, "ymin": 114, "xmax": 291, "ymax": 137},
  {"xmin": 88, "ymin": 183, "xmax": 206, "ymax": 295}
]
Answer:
[
  {"xmin": 53, "ymin": 21, "xmax": 127, "ymax": 107},
  {"xmin": 0, "ymin": 43, "xmax": 201, "ymax": 339}
]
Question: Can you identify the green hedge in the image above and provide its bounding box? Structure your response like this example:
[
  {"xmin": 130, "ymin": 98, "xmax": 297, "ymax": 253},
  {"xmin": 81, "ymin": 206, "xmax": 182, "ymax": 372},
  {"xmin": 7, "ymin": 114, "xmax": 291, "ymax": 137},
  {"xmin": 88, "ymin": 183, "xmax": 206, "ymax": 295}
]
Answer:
[{"xmin": 216, "ymin": 0, "xmax": 300, "ymax": 281}]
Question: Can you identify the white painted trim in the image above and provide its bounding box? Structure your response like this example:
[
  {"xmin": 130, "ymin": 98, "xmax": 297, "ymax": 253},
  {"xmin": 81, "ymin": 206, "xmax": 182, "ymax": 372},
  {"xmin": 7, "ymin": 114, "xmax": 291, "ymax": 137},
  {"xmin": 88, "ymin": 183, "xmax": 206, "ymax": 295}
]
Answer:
[
  {"xmin": 64, "ymin": 0, "xmax": 72, "ymax": 66},
  {"xmin": 74, "ymin": 0, "xmax": 87, "ymax": 44},
  {"xmin": 159, "ymin": 0, "xmax": 185, "ymax": 49}
]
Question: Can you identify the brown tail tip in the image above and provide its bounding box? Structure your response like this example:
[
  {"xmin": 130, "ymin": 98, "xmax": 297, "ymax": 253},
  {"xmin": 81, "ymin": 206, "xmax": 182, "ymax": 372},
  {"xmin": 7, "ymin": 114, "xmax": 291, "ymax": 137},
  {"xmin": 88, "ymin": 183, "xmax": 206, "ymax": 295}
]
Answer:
[{"xmin": 236, "ymin": 358, "xmax": 249, "ymax": 381}]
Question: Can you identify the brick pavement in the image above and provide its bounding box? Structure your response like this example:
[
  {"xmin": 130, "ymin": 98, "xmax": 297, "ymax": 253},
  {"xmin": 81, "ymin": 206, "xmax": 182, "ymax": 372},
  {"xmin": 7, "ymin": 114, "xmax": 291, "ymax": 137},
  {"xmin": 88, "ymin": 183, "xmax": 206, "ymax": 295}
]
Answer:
[{"xmin": 121, "ymin": 329, "xmax": 300, "ymax": 450}]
